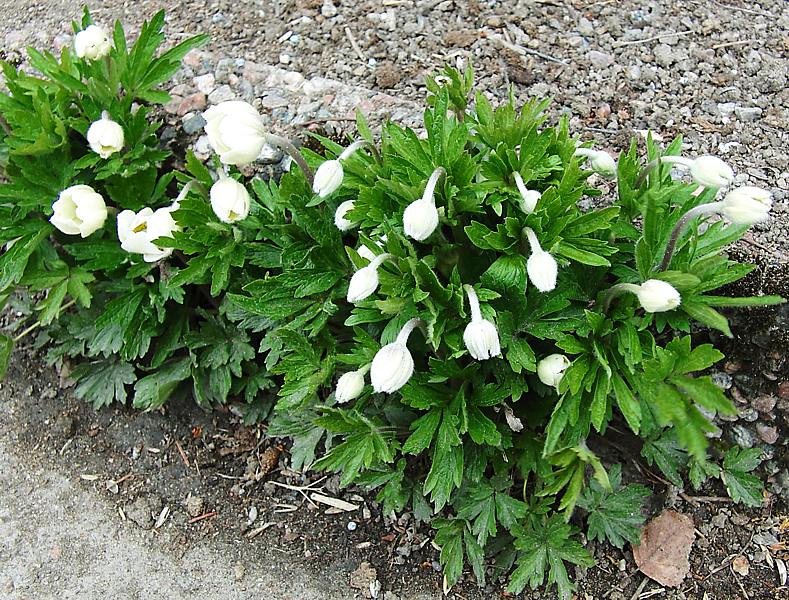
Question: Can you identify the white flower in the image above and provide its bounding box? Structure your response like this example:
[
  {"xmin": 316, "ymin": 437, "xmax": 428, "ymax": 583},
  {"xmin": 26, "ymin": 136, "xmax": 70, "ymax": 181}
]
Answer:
[
  {"xmin": 635, "ymin": 279, "xmax": 681, "ymax": 313},
  {"xmin": 462, "ymin": 285, "xmax": 501, "ymax": 360},
  {"xmin": 50, "ymin": 185, "xmax": 108, "ymax": 238},
  {"xmin": 74, "ymin": 25, "xmax": 112, "ymax": 60},
  {"xmin": 210, "ymin": 176, "xmax": 250, "ymax": 223},
  {"xmin": 687, "ymin": 156, "xmax": 734, "ymax": 189},
  {"xmin": 335, "ymin": 367, "xmax": 368, "ymax": 403},
  {"xmin": 537, "ymin": 354, "xmax": 571, "ymax": 389},
  {"xmin": 719, "ymin": 186, "xmax": 772, "ymax": 225},
  {"xmin": 523, "ymin": 227, "xmax": 558, "ymax": 292},
  {"xmin": 87, "ymin": 112, "xmax": 124, "ymax": 158},
  {"xmin": 403, "ymin": 167, "xmax": 445, "ymax": 241},
  {"xmin": 347, "ymin": 253, "xmax": 392, "ymax": 303},
  {"xmin": 403, "ymin": 199, "xmax": 439, "ymax": 241},
  {"xmin": 370, "ymin": 318, "xmax": 423, "ymax": 393},
  {"xmin": 314, "ymin": 160, "xmax": 344, "ymax": 197},
  {"xmin": 117, "ymin": 206, "xmax": 180, "ymax": 263},
  {"xmin": 334, "ymin": 200, "xmax": 356, "ymax": 231},
  {"xmin": 513, "ymin": 172, "xmax": 541, "ymax": 214},
  {"xmin": 203, "ymin": 101, "xmax": 267, "ymax": 166},
  {"xmin": 574, "ymin": 148, "xmax": 617, "ymax": 178}
]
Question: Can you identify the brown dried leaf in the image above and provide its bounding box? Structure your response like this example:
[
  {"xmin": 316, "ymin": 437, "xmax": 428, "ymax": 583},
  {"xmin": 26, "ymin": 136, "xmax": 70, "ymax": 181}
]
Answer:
[
  {"xmin": 632, "ymin": 510, "xmax": 696, "ymax": 587},
  {"xmin": 732, "ymin": 555, "xmax": 750, "ymax": 577}
]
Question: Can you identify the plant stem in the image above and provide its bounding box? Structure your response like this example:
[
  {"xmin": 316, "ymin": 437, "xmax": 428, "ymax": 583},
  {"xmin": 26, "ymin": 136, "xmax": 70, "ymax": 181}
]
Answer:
[
  {"xmin": 601, "ymin": 283, "xmax": 640, "ymax": 313},
  {"xmin": 339, "ymin": 139, "xmax": 381, "ymax": 165},
  {"xmin": 264, "ymin": 133, "xmax": 314, "ymax": 187},
  {"xmin": 635, "ymin": 155, "xmax": 692, "ymax": 188},
  {"xmin": 522, "ymin": 227, "xmax": 542, "ymax": 254},
  {"xmin": 422, "ymin": 167, "xmax": 446, "ymax": 204},
  {"xmin": 659, "ymin": 202, "xmax": 721, "ymax": 270},
  {"xmin": 13, "ymin": 299, "xmax": 77, "ymax": 343},
  {"xmin": 395, "ymin": 317, "xmax": 425, "ymax": 346},
  {"xmin": 463, "ymin": 284, "xmax": 482, "ymax": 322}
]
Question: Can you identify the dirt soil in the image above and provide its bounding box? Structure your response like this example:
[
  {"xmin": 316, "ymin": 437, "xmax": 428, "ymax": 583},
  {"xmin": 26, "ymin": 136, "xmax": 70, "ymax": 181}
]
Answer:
[{"xmin": 1, "ymin": 0, "xmax": 788, "ymax": 599}]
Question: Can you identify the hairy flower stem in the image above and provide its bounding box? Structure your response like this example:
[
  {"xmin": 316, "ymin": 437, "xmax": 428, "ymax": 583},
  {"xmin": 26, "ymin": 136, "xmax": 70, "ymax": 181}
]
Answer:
[
  {"xmin": 463, "ymin": 284, "xmax": 482, "ymax": 322},
  {"xmin": 339, "ymin": 139, "xmax": 382, "ymax": 165},
  {"xmin": 395, "ymin": 317, "xmax": 425, "ymax": 346},
  {"xmin": 13, "ymin": 299, "xmax": 77, "ymax": 342},
  {"xmin": 423, "ymin": 167, "xmax": 446, "ymax": 203},
  {"xmin": 263, "ymin": 133, "xmax": 314, "ymax": 187},
  {"xmin": 635, "ymin": 155, "xmax": 692, "ymax": 188},
  {"xmin": 659, "ymin": 202, "xmax": 721, "ymax": 270},
  {"xmin": 522, "ymin": 227, "xmax": 543, "ymax": 254},
  {"xmin": 601, "ymin": 283, "xmax": 640, "ymax": 313}
]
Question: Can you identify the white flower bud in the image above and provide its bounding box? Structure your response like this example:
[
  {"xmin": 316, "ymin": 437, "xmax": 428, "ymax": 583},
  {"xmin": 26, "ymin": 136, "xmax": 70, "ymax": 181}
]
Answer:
[
  {"xmin": 347, "ymin": 253, "xmax": 392, "ymax": 303},
  {"xmin": 513, "ymin": 172, "xmax": 541, "ymax": 214},
  {"xmin": 203, "ymin": 101, "xmax": 267, "ymax": 166},
  {"xmin": 537, "ymin": 354, "xmax": 571, "ymax": 389},
  {"xmin": 210, "ymin": 176, "xmax": 250, "ymax": 223},
  {"xmin": 50, "ymin": 185, "xmax": 108, "ymax": 238},
  {"xmin": 574, "ymin": 148, "xmax": 617, "ymax": 178},
  {"xmin": 314, "ymin": 159, "xmax": 344, "ymax": 198},
  {"xmin": 523, "ymin": 228, "xmax": 558, "ymax": 292},
  {"xmin": 687, "ymin": 156, "xmax": 734, "ymax": 189},
  {"xmin": 335, "ymin": 368, "xmax": 368, "ymax": 403},
  {"xmin": 357, "ymin": 235, "xmax": 387, "ymax": 261},
  {"xmin": 635, "ymin": 279, "xmax": 681, "ymax": 313},
  {"xmin": 87, "ymin": 113, "xmax": 124, "ymax": 158},
  {"xmin": 74, "ymin": 25, "xmax": 112, "ymax": 60},
  {"xmin": 370, "ymin": 318, "xmax": 423, "ymax": 393},
  {"xmin": 117, "ymin": 206, "xmax": 180, "ymax": 263},
  {"xmin": 719, "ymin": 186, "xmax": 772, "ymax": 225},
  {"xmin": 404, "ymin": 167, "xmax": 445, "ymax": 241},
  {"xmin": 462, "ymin": 285, "xmax": 501, "ymax": 361},
  {"xmin": 334, "ymin": 200, "xmax": 356, "ymax": 231}
]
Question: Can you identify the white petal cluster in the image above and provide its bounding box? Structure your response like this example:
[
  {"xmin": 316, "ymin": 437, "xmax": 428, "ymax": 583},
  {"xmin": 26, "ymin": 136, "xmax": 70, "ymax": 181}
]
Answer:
[
  {"xmin": 462, "ymin": 285, "xmax": 501, "ymax": 360},
  {"xmin": 117, "ymin": 206, "xmax": 180, "ymax": 263},
  {"xmin": 347, "ymin": 253, "xmax": 392, "ymax": 303},
  {"xmin": 523, "ymin": 228, "xmax": 558, "ymax": 292},
  {"xmin": 335, "ymin": 368, "xmax": 368, "ymax": 403},
  {"xmin": 574, "ymin": 148, "xmax": 617, "ymax": 178},
  {"xmin": 687, "ymin": 156, "xmax": 734, "ymax": 189},
  {"xmin": 334, "ymin": 200, "xmax": 357, "ymax": 231},
  {"xmin": 210, "ymin": 177, "xmax": 250, "ymax": 223},
  {"xmin": 719, "ymin": 186, "xmax": 772, "ymax": 225},
  {"xmin": 537, "ymin": 354, "xmax": 571, "ymax": 389},
  {"xmin": 50, "ymin": 185, "xmax": 108, "ymax": 238},
  {"xmin": 314, "ymin": 160, "xmax": 344, "ymax": 198},
  {"xmin": 87, "ymin": 113, "xmax": 124, "ymax": 159},
  {"xmin": 204, "ymin": 101, "xmax": 267, "ymax": 166},
  {"xmin": 403, "ymin": 167, "xmax": 445, "ymax": 241},
  {"xmin": 513, "ymin": 172, "xmax": 541, "ymax": 214},
  {"xmin": 74, "ymin": 25, "xmax": 112, "ymax": 60},
  {"xmin": 370, "ymin": 318, "xmax": 423, "ymax": 394},
  {"xmin": 635, "ymin": 279, "xmax": 681, "ymax": 313}
]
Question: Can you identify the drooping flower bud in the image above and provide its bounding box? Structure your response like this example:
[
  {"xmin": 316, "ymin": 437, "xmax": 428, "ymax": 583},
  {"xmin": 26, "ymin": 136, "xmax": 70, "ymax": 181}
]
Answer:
[
  {"xmin": 370, "ymin": 318, "xmax": 424, "ymax": 393},
  {"xmin": 314, "ymin": 160, "xmax": 344, "ymax": 198},
  {"xmin": 210, "ymin": 175, "xmax": 251, "ymax": 223},
  {"xmin": 74, "ymin": 25, "xmax": 112, "ymax": 60},
  {"xmin": 334, "ymin": 200, "xmax": 356, "ymax": 231},
  {"xmin": 512, "ymin": 172, "xmax": 541, "ymax": 214},
  {"xmin": 87, "ymin": 112, "xmax": 124, "ymax": 158},
  {"xmin": 117, "ymin": 206, "xmax": 180, "ymax": 263},
  {"xmin": 335, "ymin": 366, "xmax": 369, "ymax": 403},
  {"xmin": 347, "ymin": 253, "xmax": 393, "ymax": 303},
  {"xmin": 573, "ymin": 148, "xmax": 617, "ymax": 178},
  {"xmin": 403, "ymin": 167, "xmax": 445, "ymax": 241},
  {"xmin": 537, "ymin": 354, "xmax": 571, "ymax": 389},
  {"xmin": 687, "ymin": 156, "xmax": 734, "ymax": 189},
  {"xmin": 50, "ymin": 185, "xmax": 108, "ymax": 238},
  {"xmin": 719, "ymin": 186, "xmax": 772, "ymax": 225},
  {"xmin": 203, "ymin": 101, "xmax": 267, "ymax": 166},
  {"xmin": 635, "ymin": 279, "xmax": 682, "ymax": 313},
  {"xmin": 462, "ymin": 285, "xmax": 501, "ymax": 360},
  {"xmin": 523, "ymin": 227, "xmax": 558, "ymax": 292}
]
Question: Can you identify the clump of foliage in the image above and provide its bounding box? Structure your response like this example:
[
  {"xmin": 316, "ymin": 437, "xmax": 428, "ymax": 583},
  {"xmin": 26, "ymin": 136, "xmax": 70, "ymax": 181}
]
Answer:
[{"xmin": 0, "ymin": 10, "xmax": 782, "ymax": 598}]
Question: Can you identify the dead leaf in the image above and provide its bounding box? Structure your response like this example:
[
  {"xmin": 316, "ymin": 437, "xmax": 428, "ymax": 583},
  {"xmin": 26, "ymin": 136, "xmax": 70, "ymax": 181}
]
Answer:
[
  {"xmin": 732, "ymin": 555, "xmax": 750, "ymax": 577},
  {"xmin": 632, "ymin": 510, "xmax": 696, "ymax": 587},
  {"xmin": 349, "ymin": 562, "xmax": 378, "ymax": 599}
]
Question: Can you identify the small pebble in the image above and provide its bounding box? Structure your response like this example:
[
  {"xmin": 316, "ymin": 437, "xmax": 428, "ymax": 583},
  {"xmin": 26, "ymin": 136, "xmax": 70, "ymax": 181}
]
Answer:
[{"xmin": 347, "ymin": 521, "xmax": 357, "ymax": 531}]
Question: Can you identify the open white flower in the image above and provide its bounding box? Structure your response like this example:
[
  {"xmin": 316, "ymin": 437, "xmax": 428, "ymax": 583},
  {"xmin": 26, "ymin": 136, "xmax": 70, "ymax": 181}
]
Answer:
[
  {"xmin": 523, "ymin": 227, "xmax": 558, "ymax": 292},
  {"xmin": 719, "ymin": 186, "xmax": 772, "ymax": 225},
  {"xmin": 210, "ymin": 176, "xmax": 250, "ymax": 223},
  {"xmin": 462, "ymin": 285, "xmax": 501, "ymax": 360},
  {"xmin": 74, "ymin": 25, "xmax": 112, "ymax": 60},
  {"xmin": 117, "ymin": 206, "xmax": 180, "ymax": 263},
  {"xmin": 50, "ymin": 185, "xmax": 108, "ymax": 238},
  {"xmin": 403, "ymin": 167, "xmax": 444, "ymax": 241},
  {"xmin": 335, "ymin": 366, "xmax": 369, "ymax": 403},
  {"xmin": 203, "ymin": 101, "xmax": 267, "ymax": 165},
  {"xmin": 347, "ymin": 253, "xmax": 392, "ymax": 303},
  {"xmin": 87, "ymin": 112, "xmax": 124, "ymax": 158},
  {"xmin": 573, "ymin": 148, "xmax": 617, "ymax": 178},
  {"xmin": 334, "ymin": 200, "xmax": 357, "ymax": 231},
  {"xmin": 512, "ymin": 172, "xmax": 541, "ymax": 214},
  {"xmin": 370, "ymin": 318, "xmax": 424, "ymax": 393},
  {"xmin": 537, "ymin": 354, "xmax": 571, "ymax": 389}
]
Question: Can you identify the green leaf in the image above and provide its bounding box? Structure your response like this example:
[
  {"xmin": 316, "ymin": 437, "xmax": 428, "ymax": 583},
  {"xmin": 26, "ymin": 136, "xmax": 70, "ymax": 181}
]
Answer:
[
  {"xmin": 132, "ymin": 357, "xmax": 192, "ymax": 410},
  {"xmin": 402, "ymin": 408, "xmax": 441, "ymax": 454},
  {"xmin": 0, "ymin": 334, "xmax": 12, "ymax": 378},
  {"xmin": 670, "ymin": 375, "xmax": 735, "ymax": 416},
  {"xmin": 72, "ymin": 359, "xmax": 136, "ymax": 408},
  {"xmin": 682, "ymin": 300, "xmax": 732, "ymax": 337}
]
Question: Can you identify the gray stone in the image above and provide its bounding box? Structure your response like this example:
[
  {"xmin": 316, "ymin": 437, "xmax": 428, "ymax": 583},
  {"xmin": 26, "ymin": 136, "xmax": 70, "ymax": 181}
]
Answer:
[
  {"xmin": 734, "ymin": 106, "xmax": 762, "ymax": 122},
  {"xmin": 729, "ymin": 424, "xmax": 756, "ymax": 448},
  {"xmin": 194, "ymin": 73, "xmax": 216, "ymax": 94},
  {"xmin": 321, "ymin": 0, "xmax": 338, "ymax": 18},
  {"xmin": 257, "ymin": 144, "xmax": 284, "ymax": 164},
  {"xmin": 182, "ymin": 114, "xmax": 207, "ymax": 135},
  {"xmin": 751, "ymin": 394, "xmax": 777, "ymax": 414},
  {"xmin": 756, "ymin": 423, "xmax": 779, "ymax": 444},
  {"xmin": 125, "ymin": 496, "xmax": 160, "ymax": 529},
  {"xmin": 587, "ymin": 50, "xmax": 615, "ymax": 69},
  {"xmin": 208, "ymin": 85, "xmax": 235, "ymax": 104}
]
